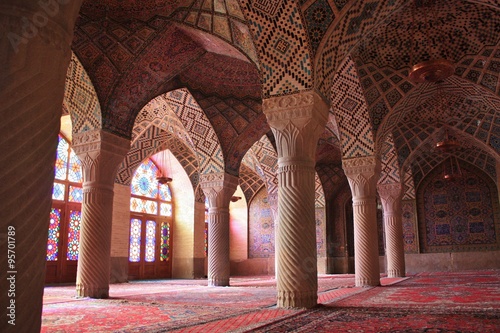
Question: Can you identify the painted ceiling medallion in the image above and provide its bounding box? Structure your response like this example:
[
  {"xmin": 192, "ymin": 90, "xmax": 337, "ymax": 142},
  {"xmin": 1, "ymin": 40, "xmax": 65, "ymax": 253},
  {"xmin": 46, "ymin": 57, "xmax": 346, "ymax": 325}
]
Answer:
[{"xmin": 408, "ymin": 58, "xmax": 455, "ymax": 83}]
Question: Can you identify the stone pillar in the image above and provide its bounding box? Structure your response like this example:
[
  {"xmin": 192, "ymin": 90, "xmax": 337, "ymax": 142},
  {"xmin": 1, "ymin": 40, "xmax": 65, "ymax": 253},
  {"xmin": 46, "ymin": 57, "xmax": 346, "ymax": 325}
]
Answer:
[
  {"xmin": 73, "ymin": 130, "xmax": 130, "ymax": 298},
  {"xmin": 200, "ymin": 172, "xmax": 239, "ymax": 286},
  {"xmin": 263, "ymin": 91, "xmax": 328, "ymax": 308},
  {"xmin": 0, "ymin": 2, "xmax": 82, "ymax": 331},
  {"xmin": 378, "ymin": 183, "xmax": 406, "ymax": 277},
  {"xmin": 342, "ymin": 156, "xmax": 381, "ymax": 287}
]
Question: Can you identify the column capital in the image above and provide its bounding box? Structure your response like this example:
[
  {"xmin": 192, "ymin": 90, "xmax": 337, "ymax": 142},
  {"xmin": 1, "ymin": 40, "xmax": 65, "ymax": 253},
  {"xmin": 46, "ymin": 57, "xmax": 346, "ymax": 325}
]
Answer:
[
  {"xmin": 342, "ymin": 156, "xmax": 381, "ymax": 198},
  {"xmin": 377, "ymin": 182, "xmax": 403, "ymax": 214},
  {"xmin": 200, "ymin": 172, "xmax": 239, "ymax": 207},
  {"xmin": 263, "ymin": 91, "xmax": 329, "ymax": 162},
  {"xmin": 72, "ymin": 130, "xmax": 130, "ymax": 185}
]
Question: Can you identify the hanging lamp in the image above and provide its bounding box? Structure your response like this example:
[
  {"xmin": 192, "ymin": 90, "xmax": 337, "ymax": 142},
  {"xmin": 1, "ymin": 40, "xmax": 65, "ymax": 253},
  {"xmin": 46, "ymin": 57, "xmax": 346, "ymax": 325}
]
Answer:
[
  {"xmin": 156, "ymin": 150, "xmax": 173, "ymax": 184},
  {"xmin": 407, "ymin": 0, "xmax": 454, "ymax": 84}
]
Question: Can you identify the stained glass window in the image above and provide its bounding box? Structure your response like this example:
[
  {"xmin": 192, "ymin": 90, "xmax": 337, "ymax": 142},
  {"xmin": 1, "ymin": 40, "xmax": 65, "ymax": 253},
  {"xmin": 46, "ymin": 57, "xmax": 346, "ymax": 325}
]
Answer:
[
  {"xmin": 68, "ymin": 186, "xmax": 83, "ymax": 203},
  {"xmin": 66, "ymin": 210, "xmax": 81, "ymax": 261},
  {"xmin": 55, "ymin": 135, "xmax": 69, "ymax": 180},
  {"xmin": 52, "ymin": 183, "xmax": 65, "ymax": 201},
  {"xmin": 130, "ymin": 198, "xmax": 157, "ymax": 214},
  {"xmin": 47, "ymin": 134, "xmax": 83, "ymax": 268},
  {"xmin": 160, "ymin": 222, "xmax": 170, "ymax": 261},
  {"xmin": 47, "ymin": 208, "xmax": 61, "ymax": 261},
  {"xmin": 68, "ymin": 150, "xmax": 83, "ymax": 183},
  {"xmin": 131, "ymin": 160, "xmax": 159, "ymax": 198},
  {"xmin": 145, "ymin": 220, "xmax": 156, "ymax": 262},
  {"xmin": 129, "ymin": 219, "xmax": 142, "ymax": 262},
  {"xmin": 160, "ymin": 203, "xmax": 172, "ymax": 217},
  {"xmin": 129, "ymin": 158, "xmax": 173, "ymax": 269},
  {"xmin": 204, "ymin": 224, "xmax": 208, "ymax": 257},
  {"xmin": 158, "ymin": 183, "xmax": 171, "ymax": 201}
]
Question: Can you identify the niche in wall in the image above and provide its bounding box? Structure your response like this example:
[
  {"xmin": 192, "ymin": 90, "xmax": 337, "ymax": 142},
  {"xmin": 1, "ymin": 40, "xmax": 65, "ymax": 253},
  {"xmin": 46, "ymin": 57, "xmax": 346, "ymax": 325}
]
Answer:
[{"xmin": 417, "ymin": 161, "xmax": 500, "ymax": 253}]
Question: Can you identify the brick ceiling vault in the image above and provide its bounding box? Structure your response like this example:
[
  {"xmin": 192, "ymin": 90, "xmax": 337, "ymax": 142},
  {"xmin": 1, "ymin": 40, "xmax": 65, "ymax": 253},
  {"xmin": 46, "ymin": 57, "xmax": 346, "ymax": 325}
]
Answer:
[{"xmin": 67, "ymin": 0, "xmax": 500, "ymax": 200}]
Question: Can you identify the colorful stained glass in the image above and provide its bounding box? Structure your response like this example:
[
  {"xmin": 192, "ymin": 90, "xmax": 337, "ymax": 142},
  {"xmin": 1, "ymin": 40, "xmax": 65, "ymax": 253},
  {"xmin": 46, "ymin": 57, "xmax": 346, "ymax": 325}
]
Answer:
[
  {"xmin": 204, "ymin": 198, "xmax": 209, "ymax": 257},
  {"xmin": 66, "ymin": 210, "xmax": 81, "ymax": 260},
  {"xmin": 204, "ymin": 223, "xmax": 208, "ymax": 257},
  {"xmin": 158, "ymin": 183, "xmax": 172, "ymax": 201},
  {"xmin": 68, "ymin": 150, "xmax": 83, "ymax": 183},
  {"xmin": 55, "ymin": 135, "xmax": 69, "ymax": 180},
  {"xmin": 160, "ymin": 222, "xmax": 170, "ymax": 261},
  {"xmin": 145, "ymin": 220, "xmax": 156, "ymax": 262},
  {"xmin": 130, "ymin": 198, "xmax": 158, "ymax": 214},
  {"xmin": 68, "ymin": 186, "xmax": 83, "ymax": 203},
  {"xmin": 160, "ymin": 203, "xmax": 172, "ymax": 217},
  {"xmin": 131, "ymin": 160, "xmax": 159, "ymax": 198},
  {"xmin": 129, "ymin": 219, "xmax": 142, "ymax": 262},
  {"xmin": 47, "ymin": 208, "xmax": 61, "ymax": 261},
  {"xmin": 52, "ymin": 183, "xmax": 65, "ymax": 201}
]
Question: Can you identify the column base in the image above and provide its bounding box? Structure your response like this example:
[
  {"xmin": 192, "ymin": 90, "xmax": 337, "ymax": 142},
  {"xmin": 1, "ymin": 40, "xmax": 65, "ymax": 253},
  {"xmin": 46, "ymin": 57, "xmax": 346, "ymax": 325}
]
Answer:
[
  {"xmin": 277, "ymin": 290, "xmax": 317, "ymax": 309},
  {"xmin": 208, "ymin": 277, "xmax": 229, "ymax": 286},
  {"xmin": 388, "ymin": 270, "xmax": 405, "ymax": 278},
  {"xmin": 76, "ymin": 284, "xmax": 109, "ymax": 298},
  {"xmin": 355, "ymin": 277, "xmax": 380, "ymax": 287}
]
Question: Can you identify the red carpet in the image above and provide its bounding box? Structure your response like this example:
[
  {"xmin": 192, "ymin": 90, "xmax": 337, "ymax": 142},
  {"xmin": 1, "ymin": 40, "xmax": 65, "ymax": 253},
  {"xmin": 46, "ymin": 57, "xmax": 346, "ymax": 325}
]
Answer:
[{"xmin": 41, "ymin": 271, "xmax": 500, "ymax": 332}]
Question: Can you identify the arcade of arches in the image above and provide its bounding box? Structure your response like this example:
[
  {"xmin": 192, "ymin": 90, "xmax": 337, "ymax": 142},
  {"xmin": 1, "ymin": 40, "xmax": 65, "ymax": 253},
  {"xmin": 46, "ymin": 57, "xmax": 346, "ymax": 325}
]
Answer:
[{"xmin": 1, "ymin": 0, "xmax": 500, "ymax": 331}]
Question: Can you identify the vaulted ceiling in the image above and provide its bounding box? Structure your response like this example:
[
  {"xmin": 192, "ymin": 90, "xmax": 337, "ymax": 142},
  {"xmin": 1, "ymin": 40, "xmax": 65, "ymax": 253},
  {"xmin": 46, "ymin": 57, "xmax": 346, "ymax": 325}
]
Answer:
[{"xmin": 69, "ymin": 0, "xmax": 500, "ymax": 200}]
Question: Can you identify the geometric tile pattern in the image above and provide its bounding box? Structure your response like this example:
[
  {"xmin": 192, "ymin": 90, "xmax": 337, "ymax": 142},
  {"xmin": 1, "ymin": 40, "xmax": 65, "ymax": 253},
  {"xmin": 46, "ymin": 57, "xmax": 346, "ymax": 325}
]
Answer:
[
  {"xmin": 316, "ymin": 208, "xmax": 326, "ymax": 256},
  {"xmin": 114, "ymin": 91, "xmax": 214, "ymax": 188},
  {"xmin": 248, "ymin": 187, "xmax": 274, "ymax": 258},
  {"xmin": 378, "ymin": 134, "xmax": 401, "ymax": 185},
  {"xmin": 316, "ymin": 0, "xmax": 402, "ymax": 98},
  {"xmin": 383, "ymin": 77, "xmax": 500, "ymax": 172},
  {"xmin": 172, "ymin": 0, "xmax": 260, "ymax": 66},
  {"xmin": 456, "ymin": 45, "xmax": 500, "ymax": 96},
  {"xmin": 330, "ymin": 56, "xmax": 375, "ymax": 158},
  {"xmin": 405, "ymin": 134, "xmax": 497, "ymax": 192},
  {"xmin": 250, "ymin": 134, "xmax": 279, "ymax": 196},
  {"xmin": 315, "ymin": 173, "xmax": 326, "ymax": 208},
  {"xmin": 417, "ymin": 162, "xmax": 500, "ymax": 253},
  {"xmin": 115, "ymin": 125, "xmax": 200, "ymax": 189},
  {"xmin": 239, "ymin": 159, "xmax": 266, "ymax": 204},
  {"xmin": 189, "ymin": 90, "xmax": 268, "ymax": 175},
  {"xmin": 301, "ymin": 0, "xmax": 335, "ymax": 53},
  {"xmin": 239, "ymin": 0, "xmax": 313, "ymax": 96},
  {"xmin": 316, "ymin": 164, "xmax": 348, "ymax": 202},
  {"xmin": 63, "ymin": 52, "xmax": 102, "ymax": 134},
  {"xmin": 402, "ymin": 168, "xmax": 416, "ymax": 201},
  {"xmin": 354, "ymin": 64, "xmax": 415, "ymax": 134},
  {"xmin": 352, "ymin": 1, "xmax": 500, "ymax": 72},
  {"xmin": 163, "ymin": 89, "xmax": 224, "ymax": 174},
  {"xmin": 115, "ymin": 125, "xmax": 169, "ymax": 184},
  {"xmin": 402, "ymin": 200, "xmax": 419, "ymax": 254}
]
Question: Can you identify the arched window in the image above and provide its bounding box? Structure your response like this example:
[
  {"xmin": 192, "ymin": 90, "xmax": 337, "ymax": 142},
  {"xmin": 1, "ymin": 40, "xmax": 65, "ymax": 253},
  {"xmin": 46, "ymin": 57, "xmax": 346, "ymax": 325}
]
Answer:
[
  {"xmin": 128, "ymin": 158, "xmax": 173, "ymax": 279},
  {"xmin": 46, "ymin": 134, "xmax": 83, "ymax": 283}
]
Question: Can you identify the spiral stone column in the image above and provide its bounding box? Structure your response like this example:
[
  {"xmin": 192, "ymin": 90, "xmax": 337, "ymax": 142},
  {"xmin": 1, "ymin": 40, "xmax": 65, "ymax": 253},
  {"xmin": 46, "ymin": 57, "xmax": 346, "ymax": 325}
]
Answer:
[
  {"xmin": 73, "ymin": 130, "xmax": 130, "ymax": 298},
  {"xmin": 378, "ymin": 183, "xmax": 405, "ymax": 277},
  {"xmin": 263, "ymin": 91, "xmax": 328, "ymax": 308},
  {"xmin": 342, "ymin": 156, "xmax": 381, "ymax": 287},
  {"xmin": 0, "ymin": 2, "xmax": 82, "ymax": 332},
  {"xmin": 200, "ymin": 173, "xmax": 239, "ymax": 286}
]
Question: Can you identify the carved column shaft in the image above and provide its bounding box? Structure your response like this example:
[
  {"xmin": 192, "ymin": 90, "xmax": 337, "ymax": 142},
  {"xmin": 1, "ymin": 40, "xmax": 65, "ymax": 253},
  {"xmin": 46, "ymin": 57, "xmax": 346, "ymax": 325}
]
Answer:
[
  {"xmin": 264, "ymin": 91, "xmax": 328, "ymax": 308},
  {"xmin": 73, "ymin": 130, "xmax": 129, "ymax": 298},
  {"xmin": 378, "ymin": 183, "xmax": 405, "ymax": 278},
  {"xmin": 343, "ymin": 156, "xmax": 381, "ymax": 287},
  {"xmin": 0, "ymin": 2, "xmax": 82, "ymax": 331},
  {"xmin": 201, "ymin": 173, "xmax": 238, "ymax": 286}
]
